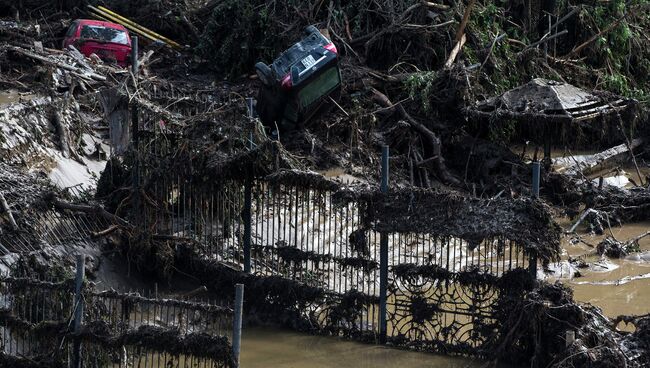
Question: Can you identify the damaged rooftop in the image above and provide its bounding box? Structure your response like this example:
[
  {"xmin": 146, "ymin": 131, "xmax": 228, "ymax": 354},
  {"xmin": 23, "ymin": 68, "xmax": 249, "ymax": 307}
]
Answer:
[{"xmin": 1, "ymin": 0, "xmax": 650, "ymax": 367}]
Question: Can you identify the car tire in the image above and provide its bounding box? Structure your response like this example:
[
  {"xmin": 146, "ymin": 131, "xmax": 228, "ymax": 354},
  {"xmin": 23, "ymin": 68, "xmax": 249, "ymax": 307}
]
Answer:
[
  {"xmin": 255, "ymin": 62, "xmax": 273, "ymax": 87},
  {"xmin": 256, "ymin": 86, "xmax": 286, "ymax": 129},
  {"xmin": 304, "ymin": 25, "xmax": 319, "ymax": 36}
]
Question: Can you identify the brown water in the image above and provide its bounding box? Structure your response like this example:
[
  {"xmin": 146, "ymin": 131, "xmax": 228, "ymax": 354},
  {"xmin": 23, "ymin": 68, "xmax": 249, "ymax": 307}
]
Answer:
[
  {"xmin": 319, "ymin": 167, "xmax": 364, "ymax": 184},
  {"xmin": 240, "ymin": 327, "xmax": 486, "ymax": 368},
  {"xmin": 556, "ymin": 219, "xmax": 650, "ymax": 318},
  {"xmin": 0, "ymin": 90, "xmax": 34, "ymax": 106},
  {"xmin": 515, "ymin": 145, "xmax": 650, "ymax": 188}
]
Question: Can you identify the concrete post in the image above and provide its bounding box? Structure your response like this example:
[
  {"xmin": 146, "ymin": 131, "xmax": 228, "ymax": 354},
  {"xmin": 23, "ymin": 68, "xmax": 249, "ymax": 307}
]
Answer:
[
  {"xmin": 131, "ymin": 36, "xmax": 139, "ymax": 75},
  {"xmin": 232, "ymin": 284, "xmax": 244, "ymax": 367},
  {"xmin": 532, "ymin": 161, "xmax": 540, "ymax": 198}
]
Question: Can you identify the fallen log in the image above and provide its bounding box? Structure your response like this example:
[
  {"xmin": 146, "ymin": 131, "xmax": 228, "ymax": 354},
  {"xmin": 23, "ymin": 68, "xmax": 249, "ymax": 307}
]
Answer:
[
  {"xmin": 555, "ymin": 138, "xmax": 644, "ymax": 177},
  {"xmin": 444, "ymin": 33, "xmax": 466, "ymax": 68},
  {"xmin": 371, "ymin": 88, "xmax": 461, "ymax": 186},
  {"xmin": 0, "ymin": 192, "xmax": 18, "ymax": 231},
  {"xmin": 52, "ymin": 110, "xmax": 70, "ymax": 158},
  {"xmin": 444, "ymin": 0, "xmax": 475, "ymax": 68},
  {"xmin": 9, "ymin": 46, "xmax": 107, "ymax": 82},
  {"xmin": 52, "ymin": 199, "xmax": 130, "ymax": 228},
  {"xmin": 422, "ymin": 1, "xmax": 450, "ymax": 11},
  {"xmin": 91, "ymin": 224, "xmax": 120, "ymax": 239}
]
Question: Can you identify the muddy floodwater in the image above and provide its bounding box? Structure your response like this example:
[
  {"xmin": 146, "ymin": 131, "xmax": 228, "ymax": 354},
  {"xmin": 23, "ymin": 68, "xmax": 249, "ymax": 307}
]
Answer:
[
  {"xmin": 556, "ymin": 220, "xmax": 650, "ymax": 318},
  {"xmin": 241, "ymin": 327, "xmax": 489, "ymax": 368},
  {"xmin": 0, "ymin": 90, "xmax": 35, "ymax": 106}
]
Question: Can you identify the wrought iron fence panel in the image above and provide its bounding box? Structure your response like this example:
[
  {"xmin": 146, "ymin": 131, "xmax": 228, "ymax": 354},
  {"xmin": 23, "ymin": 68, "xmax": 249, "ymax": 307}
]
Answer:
[
  {"xmin": 0, "ymin": 276, "xmax": 235, "ymax": 367},
  {"xmin": 386, "ymin": 235, "xmax": 529, "ymax": 354},
  {"xmin": 0, "ymin": 276, "xmax": 74, "ymax": 363},
  {"xmin": 130, "ymin": 110, "xmax": 540, "ymax": 357}
]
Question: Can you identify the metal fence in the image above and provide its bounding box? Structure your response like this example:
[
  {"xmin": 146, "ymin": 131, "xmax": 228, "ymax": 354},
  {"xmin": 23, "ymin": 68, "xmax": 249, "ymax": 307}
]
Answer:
[
  {"xmin": 0, "ymin": 268, "xmax": 237, "ymax": 367},
  {"xmin": 120, "ymin": 94, "xmax": 541, "ymax": 356},
  {"xmin": 132, "ymin": 146, "xmax": 535, "ymax": 355}
]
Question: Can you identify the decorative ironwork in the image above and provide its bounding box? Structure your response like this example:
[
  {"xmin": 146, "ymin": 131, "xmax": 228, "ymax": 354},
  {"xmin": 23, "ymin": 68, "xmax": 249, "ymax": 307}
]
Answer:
[
  {"xmin": 387, "ymin": 273, "xmax": 501, "ymax": 353},
  {"xmin": 131, "ymin": 119, "xmax": 541, "ymax": 357}
]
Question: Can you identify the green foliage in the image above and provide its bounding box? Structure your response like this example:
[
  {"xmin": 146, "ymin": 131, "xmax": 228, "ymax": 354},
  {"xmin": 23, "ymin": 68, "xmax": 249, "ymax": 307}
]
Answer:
[
  {"xmin": 584, "ymin": 0, "xmax": 650, "ymax": 103},
  {"xmin": 465, "ymin": 0, "xmax": 529, "ymax": 94},
  {"xmin": 404, "ymin": 71, "xmax": 439, "ymax": 112},
  {"xmin": 196, "ymin": 0, "xmax": 291, "ymax": 78}
]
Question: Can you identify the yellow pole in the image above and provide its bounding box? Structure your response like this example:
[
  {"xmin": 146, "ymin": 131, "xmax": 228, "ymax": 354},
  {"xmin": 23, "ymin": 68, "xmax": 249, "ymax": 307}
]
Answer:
[
  {"xmin": 88, "ymin": 5, "xmax": 177, "ymax": 48},
  {"xmin": 90, "ymin": 5, "xmax": 184, "ymax": 50},
  {"xmin": 88, "ymin": 12, "xmax": 112, "ymax": 23},
  {"xmin": 87, "ymin": 9, "xmax": 161, "ymax": 45}
]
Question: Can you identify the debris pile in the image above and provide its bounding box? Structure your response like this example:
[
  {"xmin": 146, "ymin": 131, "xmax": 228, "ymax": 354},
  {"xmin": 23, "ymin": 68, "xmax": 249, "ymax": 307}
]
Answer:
[
  {"xmin": 492, "ymin": 276, "xmax": 650, "ymax": 368},
  {"xmin": 1, "ymin": 0, "xmax": 650, "ymax": 367}
]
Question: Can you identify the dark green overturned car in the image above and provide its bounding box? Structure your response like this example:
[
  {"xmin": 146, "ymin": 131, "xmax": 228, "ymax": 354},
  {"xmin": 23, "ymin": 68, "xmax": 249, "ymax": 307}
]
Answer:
[{"xmin": 255, "ymin": 26, "xmax": 342, "ymax": 132}]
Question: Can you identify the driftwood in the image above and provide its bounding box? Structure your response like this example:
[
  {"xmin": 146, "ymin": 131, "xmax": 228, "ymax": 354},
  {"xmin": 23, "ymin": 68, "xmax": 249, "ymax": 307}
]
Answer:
[
  {"xmin": 53, "ymin": 199, "xmax": 131, "ymax": 228},
  {"xmin": 444, "ymin": 0, "xmax": 475, "ymax": 68},
  {"xmin": 445, "ymin": 34, "xmax": 466, "ymax": 68},
  {"xmin": 422, "ymin": 1, "xmax": 450, "ymax": 11},
  {"xmin": 371, "ymin": 88, "xmax": 461, "ymax": 186},
  {"xmin": 566, "ymin": 4, "xmax": 649, "ymax": 57},
  {"xmin": 9, "ymin": 46, "xmax": 107, "ymax": 82},
  {"xmin": 67, "ymin": 45, "xmax": 94, "ymax": 72},
  {"xmin": 52, "ymin": 111, "xmax": 70, "ymax": 158},
  {"xmin": 522, "ymin": 29, "xmax": 568, "ymax": 52},
  {"xmin": 556, "ymin": 138, "xmax": 644, "ymax": 177},
  {"xmin": 0, "ymin": 192, "xmax": 18, "ymax": 231}
]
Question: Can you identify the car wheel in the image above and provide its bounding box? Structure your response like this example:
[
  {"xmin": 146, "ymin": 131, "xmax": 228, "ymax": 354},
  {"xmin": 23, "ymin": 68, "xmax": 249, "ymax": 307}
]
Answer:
[
  {"xmin": 304, "ymin": 25, "xmax": 319, "ymax": 36},
  {"xmin": 256, "ymin": 86, "xmax": 286, "ymax": 129},
  {"xmin": 255, "ymin": 62, "xmax": 273, "ymax": 87}
]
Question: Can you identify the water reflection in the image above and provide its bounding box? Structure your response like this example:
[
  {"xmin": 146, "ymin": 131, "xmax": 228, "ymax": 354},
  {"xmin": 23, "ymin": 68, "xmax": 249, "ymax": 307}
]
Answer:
[{"xmin": 241, "ymin": 327, "xmax": 489, "ymax": 368}]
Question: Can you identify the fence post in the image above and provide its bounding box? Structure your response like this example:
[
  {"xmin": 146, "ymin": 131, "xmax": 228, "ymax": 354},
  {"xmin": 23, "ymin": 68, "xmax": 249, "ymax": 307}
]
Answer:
[
  {"xmin": 131, "ymin": 99, "xmax": 140, "ymax": 227},
  {"xmin": 72, "ymin": 254, "xmax": 85, "ymax": 368},
  {"xmin": 532, "ymin": 161, "xmax": 540, "ymax": 198},
  {"xmin": 232, "ymin": 284, "xmax": 244, "ymax": 367},
  {"xmin": 379, "ymin": 146, "xmax": 389, "ymax": 344},
  {"xmin": 530, "ymin": 161, "xmax": 540, "ymax": 278},
  {"xmin": 243, "ymin": 177, "xmax": 252, "ymax": 273},
  {"xmin": 131, "ymin": 36, "xmax": 139, "ymax": 75}
]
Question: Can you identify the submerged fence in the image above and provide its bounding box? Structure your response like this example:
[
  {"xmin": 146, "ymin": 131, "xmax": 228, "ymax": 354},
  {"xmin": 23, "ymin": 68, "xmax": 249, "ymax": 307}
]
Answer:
[
  {"xmin": 140, "ymin": 174, "xmax": 534, "ymax": 353},
  {"xmin": 0, "ymin": 259, "xmax": 237, "ymax": 367},
  {"xmin": 116, "ymin": 98, "xmax": 559, "ymax": 357}
]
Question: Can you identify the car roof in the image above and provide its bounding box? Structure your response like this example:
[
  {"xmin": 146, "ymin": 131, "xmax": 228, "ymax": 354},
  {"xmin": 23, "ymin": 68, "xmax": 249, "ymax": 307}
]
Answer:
[
  {"xmin": 271, "ymin": 32, "xmax": 328, "ymax": 77},
  {"xmin": 75, "ymin": 19, "xmax": 128, "ymax": 32}
]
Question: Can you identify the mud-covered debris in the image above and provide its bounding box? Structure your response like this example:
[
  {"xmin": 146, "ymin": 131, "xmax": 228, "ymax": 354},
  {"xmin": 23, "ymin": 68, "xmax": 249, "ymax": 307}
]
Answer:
[
  {"xmin": 342, "ymin": 188, "xmax": 562, "ymax": 263},
  {"xmin": 468, "ymin": 78, "xmax": 639, "ymax": 148},
  {"xmin": 597, "ymin": 231, "xmax": 649, "ymax": 258}
]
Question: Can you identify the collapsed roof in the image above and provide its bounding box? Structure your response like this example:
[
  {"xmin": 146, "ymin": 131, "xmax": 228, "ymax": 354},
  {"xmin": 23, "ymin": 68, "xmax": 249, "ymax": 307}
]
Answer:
[
  {"xmin": 467, "ymin": 78, "xmax": 638, "ymax": 146},
  {"xmin": 472, "ymin": 78, "xmax": 635, "ymax": 122}
]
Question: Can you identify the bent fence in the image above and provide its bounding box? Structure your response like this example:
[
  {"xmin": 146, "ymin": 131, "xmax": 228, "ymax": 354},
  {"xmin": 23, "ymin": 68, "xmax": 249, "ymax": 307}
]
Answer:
[
  {"xmin": 114, "ymin": 100, "xmax": 560, "ymax": 357},
  {"xmin": 0, "ymin": 267, "xmax": 236, "ymax": 367}
]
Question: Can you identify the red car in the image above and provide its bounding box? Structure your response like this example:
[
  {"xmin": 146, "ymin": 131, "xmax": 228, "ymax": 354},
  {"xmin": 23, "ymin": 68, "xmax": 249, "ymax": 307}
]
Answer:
[{"xmin": 63, "ymin": 19, "xmax": 132, "ymax": 67}]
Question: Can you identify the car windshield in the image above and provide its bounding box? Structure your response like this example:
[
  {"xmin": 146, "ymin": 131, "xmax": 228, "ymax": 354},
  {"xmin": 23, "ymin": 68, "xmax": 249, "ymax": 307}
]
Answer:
[{"xmin": 80, "ymin": 25, "xmax": 128, "ymax": 45}]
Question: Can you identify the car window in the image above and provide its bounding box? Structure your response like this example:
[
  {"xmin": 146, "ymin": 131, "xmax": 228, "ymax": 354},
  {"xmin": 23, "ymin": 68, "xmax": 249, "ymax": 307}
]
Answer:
[
  {"xmin": 66, "ymin": 21, "xmax": 78, "ymax": 38},
  {"xmin": 80, "ymin": 25, "xmax": 128, "ymax": 45}
]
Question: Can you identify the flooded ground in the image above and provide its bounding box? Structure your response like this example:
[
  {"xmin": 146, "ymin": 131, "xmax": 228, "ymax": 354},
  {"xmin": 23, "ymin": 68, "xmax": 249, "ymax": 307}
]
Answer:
[
  {"xmin": 96, "ymin": 256, "xmax": 496, "ymax": 367},
  {"xmin": 241, "ymin": 327, "xmax": 487, "ymax": 368},
  {"xmin": 553, "ymin": 218, "xmax": 650, "ymax": 318},
  {"xmin": 319, "ymin": 166, "xmax": 364, "ymax": 184},
  {"xmin": 0, "ymin": 90, "xmax": 35, "ymax": 106}
]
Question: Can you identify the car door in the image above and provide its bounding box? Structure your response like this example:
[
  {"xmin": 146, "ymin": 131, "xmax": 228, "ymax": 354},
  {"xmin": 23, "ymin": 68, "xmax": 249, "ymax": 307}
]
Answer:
[{"xmin": 62, "ymin": 21, "xmax": 79, "ymax": 49}]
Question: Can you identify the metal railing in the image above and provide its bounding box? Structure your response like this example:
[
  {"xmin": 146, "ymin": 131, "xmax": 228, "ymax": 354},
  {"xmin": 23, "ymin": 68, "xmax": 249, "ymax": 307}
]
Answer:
[
  {"xmin": 131, "ymin": 138, "xmax": 536, "ymax": 355},
  {"xmin": 0, "ymin": 260, "xmax": 240, "ymax": 367}
]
